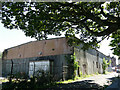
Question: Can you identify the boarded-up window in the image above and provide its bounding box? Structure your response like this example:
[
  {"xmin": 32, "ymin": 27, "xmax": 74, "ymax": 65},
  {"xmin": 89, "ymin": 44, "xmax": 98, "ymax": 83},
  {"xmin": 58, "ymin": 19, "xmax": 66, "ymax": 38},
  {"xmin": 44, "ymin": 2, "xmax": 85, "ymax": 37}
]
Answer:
[{"xmin": 29, "ymin": 60, "xmax": 53, "ymax": 77}]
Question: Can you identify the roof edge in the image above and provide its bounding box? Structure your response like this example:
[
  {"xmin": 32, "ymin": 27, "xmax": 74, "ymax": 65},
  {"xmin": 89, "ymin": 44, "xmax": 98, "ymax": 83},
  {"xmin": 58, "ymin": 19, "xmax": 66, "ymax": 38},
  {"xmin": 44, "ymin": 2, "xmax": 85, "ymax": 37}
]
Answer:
[{"xmin": 4, "ymin": 37, "xmax": 66, "ymax": 51}]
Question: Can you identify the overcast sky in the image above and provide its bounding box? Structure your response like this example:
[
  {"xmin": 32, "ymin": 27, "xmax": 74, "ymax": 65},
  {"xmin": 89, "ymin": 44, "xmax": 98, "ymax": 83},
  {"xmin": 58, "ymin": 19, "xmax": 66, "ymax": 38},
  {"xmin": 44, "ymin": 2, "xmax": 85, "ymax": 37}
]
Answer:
[{"xmin": 0, "ymin": 21, "xmax": 35, "ymax": 52}]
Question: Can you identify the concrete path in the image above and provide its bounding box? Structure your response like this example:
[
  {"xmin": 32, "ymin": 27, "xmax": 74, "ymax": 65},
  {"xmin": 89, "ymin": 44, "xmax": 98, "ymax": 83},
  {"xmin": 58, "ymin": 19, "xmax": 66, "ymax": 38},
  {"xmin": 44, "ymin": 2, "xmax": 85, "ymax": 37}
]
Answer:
[
  {"xmin": 77, "ymin": 72, "xmax": 118, "ymax": 86},
  {"xmin": 50, "ymin": 72, "xmax": 118, "ymax": 89}
]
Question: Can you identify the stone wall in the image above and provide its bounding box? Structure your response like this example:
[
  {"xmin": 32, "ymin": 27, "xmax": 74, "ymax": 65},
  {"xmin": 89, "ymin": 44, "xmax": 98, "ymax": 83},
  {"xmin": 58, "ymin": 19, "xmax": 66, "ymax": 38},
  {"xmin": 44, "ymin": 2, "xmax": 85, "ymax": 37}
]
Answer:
[{"xmin": 74, "ymin": 45, "xmax": 111, "ymax": 75}]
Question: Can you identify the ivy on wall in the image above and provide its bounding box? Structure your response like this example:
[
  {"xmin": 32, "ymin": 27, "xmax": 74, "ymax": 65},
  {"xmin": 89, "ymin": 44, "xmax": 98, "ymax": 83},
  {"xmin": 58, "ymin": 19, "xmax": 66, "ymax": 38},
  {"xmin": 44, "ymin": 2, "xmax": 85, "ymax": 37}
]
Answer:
[
  {"xmin": 102, "ymin": 58, "xmax": 111, "ymax": 74},
  {"xmin": 65, "ymin": 52, "xmax": 79, "ymax": 79}
]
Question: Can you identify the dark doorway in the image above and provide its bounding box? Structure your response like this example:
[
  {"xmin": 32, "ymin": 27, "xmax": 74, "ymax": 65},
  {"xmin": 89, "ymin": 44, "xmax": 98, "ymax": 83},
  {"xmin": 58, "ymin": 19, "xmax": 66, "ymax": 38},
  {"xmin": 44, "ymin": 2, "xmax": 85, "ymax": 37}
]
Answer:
[{"xmin": 83, "ymin": 64, "xmax": 87, "ymax": 75}]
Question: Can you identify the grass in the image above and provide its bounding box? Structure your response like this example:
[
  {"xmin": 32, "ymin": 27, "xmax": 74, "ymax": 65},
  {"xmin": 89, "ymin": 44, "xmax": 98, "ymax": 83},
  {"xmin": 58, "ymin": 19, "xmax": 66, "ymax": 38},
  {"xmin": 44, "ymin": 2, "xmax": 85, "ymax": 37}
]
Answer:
[
  {"xmin": 0, "ymin": 79, "xmax": 9, "ymax": 83},
  {"xmin": 104, "ymin": 71, "xmax": 111, "ymax": 74},
  {"xmin": 0, "ymin": 78, "xmax": 27, "ymax": 83},
  {"xmin": 58, "ymin": 71, "xmax": 113, "ymax": 84},
  {"xmin": 58, "ymin": 72, "xmax": 99, "ymax": 84},
  {"xmin": 57, "ymin": 79, "xmax": 74, "ymax": 84}
]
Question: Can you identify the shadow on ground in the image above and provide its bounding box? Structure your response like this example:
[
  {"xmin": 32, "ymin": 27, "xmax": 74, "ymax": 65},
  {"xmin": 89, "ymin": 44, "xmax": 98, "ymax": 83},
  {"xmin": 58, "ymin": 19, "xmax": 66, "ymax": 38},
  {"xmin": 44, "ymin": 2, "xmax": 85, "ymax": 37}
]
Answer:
[
  {"xmin": 49, "ymin": 80, "xmax": 104, "ymax": 90},
  {"xmin": 107, "ymin": 77, "xmax": 118, "ymax": 82},
  {"xmin": 2, "ymin": 77, "xmax": 119, "ymax": 90},
  {"xmin": 105, "ymin": 76, "xmax": 120, "ymax": 89},
  {"xmin": 1, "ymin": 79, "xmax": 104, "ymax": 90}
]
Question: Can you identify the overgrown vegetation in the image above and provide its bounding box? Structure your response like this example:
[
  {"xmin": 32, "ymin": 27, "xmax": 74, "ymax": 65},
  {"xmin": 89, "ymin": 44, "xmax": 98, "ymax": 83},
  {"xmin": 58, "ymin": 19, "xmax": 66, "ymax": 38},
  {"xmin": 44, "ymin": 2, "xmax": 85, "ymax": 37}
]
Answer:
[
  {"xmin": 71, "ymin": 52, "xmax": 79, "ymax": 78},
  {"xmin": 2, "ymin": 71, "xmax": 57, "ymax": 89},
  {"xmin": 102, "ymin": 58, "xmax": 111, "ymax": 74},
  {"xmin": 58, "ymin": 72, "xmax": 99, "ymax": 84},
  {"xmin": 65, "ymin": 53, "xmax": 79, "ymax": 79}
]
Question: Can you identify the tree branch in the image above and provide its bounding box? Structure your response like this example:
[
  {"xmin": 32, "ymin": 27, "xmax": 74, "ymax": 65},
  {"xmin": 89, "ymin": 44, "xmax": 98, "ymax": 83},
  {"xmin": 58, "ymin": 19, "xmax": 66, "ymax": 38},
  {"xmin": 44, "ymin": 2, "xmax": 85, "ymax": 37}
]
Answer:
[
  {"xmin": 100, "ymin": 6, "xmax": 118, "ymax": 22},
  {"xmin": 84, "ymin": 23, "xmax": 119, "ymax": 36}
]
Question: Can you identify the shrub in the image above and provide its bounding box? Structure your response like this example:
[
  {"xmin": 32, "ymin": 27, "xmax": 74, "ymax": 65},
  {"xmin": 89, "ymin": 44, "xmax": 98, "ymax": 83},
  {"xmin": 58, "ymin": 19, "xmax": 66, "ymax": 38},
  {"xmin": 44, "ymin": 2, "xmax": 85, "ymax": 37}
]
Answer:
[
  {"xmin": 3, "ymin": 71, "xmax": 57, "ymax": 89},
  {"xmin": 35, "ymin": 70, "xmax": 55, "ymax": 86}
]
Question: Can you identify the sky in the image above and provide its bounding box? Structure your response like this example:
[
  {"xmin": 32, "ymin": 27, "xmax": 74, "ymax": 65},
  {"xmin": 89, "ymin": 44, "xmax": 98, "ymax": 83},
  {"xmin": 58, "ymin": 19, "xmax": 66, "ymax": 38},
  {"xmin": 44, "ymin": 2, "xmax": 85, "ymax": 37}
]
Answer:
[
  {"xmin": 0, "ymin": 20, "xmax": 118, "ymax": 63},
  {"xmin": 0, "ymin": 21, "xmax": 36, "ymax": 52}
]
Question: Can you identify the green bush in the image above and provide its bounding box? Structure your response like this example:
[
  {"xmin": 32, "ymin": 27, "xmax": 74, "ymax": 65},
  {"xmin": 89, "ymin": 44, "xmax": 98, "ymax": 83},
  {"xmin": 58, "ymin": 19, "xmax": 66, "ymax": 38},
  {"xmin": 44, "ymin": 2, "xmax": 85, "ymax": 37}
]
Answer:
[
  {"xmin": 35, "ymin": 70, "xmax": 55, "ymax": 86},
  {"xmin": 3, "ymin": 71, "xmax": 56, "ymax": 89},
  {"xmin": 14, "ymin": 72, "xmax": 28, "ymax": 79}
]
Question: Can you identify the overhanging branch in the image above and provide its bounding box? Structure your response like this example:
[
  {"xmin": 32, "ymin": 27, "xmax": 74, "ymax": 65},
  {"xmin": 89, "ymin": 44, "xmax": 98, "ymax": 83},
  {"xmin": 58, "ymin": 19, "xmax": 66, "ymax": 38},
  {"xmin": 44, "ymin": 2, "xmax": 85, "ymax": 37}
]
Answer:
[
  {"xmin": 84, "ymin": 24, "xmax": 119, "ymax": 36},
  {"xmin": 100, "ymin": 6, "xmax": 118, "ymax": 22}
]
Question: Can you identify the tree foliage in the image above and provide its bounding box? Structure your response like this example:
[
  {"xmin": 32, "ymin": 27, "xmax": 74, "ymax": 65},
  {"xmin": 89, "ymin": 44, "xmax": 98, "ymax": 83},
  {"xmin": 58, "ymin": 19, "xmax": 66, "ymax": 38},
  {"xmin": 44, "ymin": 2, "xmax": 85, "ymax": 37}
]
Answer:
[
  {"xmin": 1, "ymin": 2, "xmax": 120, "ymax": 57},
  {"xmin": 109, "ymin": 31, "xmax": 120, "ymax": 57}
]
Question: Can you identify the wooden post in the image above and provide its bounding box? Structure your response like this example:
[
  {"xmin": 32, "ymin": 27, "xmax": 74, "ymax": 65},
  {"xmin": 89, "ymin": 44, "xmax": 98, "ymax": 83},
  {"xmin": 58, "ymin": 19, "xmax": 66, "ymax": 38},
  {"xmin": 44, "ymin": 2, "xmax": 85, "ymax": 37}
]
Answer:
[
  {"xmin": 9, "ymin": 59, "xmax": 13, "ymax": 83},
  {"xmin": 62, "ymin": 62, "xmax": 64, "ymax": 81}
]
